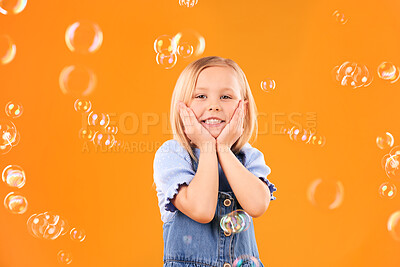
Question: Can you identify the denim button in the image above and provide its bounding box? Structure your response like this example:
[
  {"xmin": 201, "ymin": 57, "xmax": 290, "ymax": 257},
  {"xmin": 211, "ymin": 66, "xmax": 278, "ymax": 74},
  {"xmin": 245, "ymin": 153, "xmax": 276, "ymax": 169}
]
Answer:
[
  {"xmin": 224, "ymin": 231, "xmax": 231, "ymax": 237},
  {"xmin": 223, "ymin": 263, "xmax": 231, "ymax": 267},
  {"xmin": 223, "ymin": 199, "xmax": 231, "ymax": 207}
]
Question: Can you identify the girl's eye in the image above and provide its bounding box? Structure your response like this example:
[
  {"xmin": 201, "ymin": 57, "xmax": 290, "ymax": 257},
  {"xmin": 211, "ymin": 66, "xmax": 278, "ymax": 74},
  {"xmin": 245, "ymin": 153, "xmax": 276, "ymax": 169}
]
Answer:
[{"xmin": 195, "ymin": 95, "xmax": 231, "ymax": 99}]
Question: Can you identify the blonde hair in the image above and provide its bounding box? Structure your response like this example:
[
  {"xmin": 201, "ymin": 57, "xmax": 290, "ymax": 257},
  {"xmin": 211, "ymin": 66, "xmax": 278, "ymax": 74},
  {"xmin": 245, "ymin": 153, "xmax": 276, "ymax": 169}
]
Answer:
[{"xmin": 170, "ymin": 56, "xmax": 259, "ymax": 164}]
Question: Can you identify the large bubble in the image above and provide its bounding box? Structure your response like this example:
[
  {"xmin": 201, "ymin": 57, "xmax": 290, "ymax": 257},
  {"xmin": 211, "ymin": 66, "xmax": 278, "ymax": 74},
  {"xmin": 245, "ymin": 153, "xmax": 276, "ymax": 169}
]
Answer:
[
  {"xmin": 307, "ymin": 178, "xmax": 344, "ymax": 210},
  {"xmin": 0, "ymin": 35, "xmax": 16, "ymax": 65},
  {"xmin": 376, "ymin": 132, "xmax": 394, "ymax": 150},
  {"xmin": 65, "ymin": 20, "xmax": 103, "ymax": 54},
  {"xmin": 0, "ymin": 0, "xmax": 27, "ymax": 15},
  {"xmin": 387, "ymin": 211, "xmax": 400, "ymax": 242},
  {"xmin": 59, "ymin": 65, "xmax": 97, "ymax": 97},
  {"xmin": 333, "ymin": 62, "xmax": 372, "ymax": 88}
]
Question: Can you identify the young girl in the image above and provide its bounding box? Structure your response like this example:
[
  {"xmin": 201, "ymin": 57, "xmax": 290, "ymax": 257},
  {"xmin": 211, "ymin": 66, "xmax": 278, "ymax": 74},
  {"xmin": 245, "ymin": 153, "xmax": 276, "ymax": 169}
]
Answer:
[{"xmin": 153, "ymin": 56, "xmax": 277, "ymax": 267}]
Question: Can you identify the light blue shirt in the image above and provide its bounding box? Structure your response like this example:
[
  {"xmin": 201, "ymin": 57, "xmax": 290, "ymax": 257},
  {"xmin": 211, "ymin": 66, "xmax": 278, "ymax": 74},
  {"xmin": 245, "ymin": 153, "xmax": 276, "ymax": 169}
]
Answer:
[{"xmin": 153, "ymin": 139, "xmax": 277, "ymax": 223}]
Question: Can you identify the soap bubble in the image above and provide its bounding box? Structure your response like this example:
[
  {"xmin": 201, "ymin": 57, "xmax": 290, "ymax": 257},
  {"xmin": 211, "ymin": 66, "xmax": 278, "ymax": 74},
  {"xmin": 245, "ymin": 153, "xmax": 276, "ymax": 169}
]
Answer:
[
  {"xmin": 92, "ymin": 132, "xmax": 115, "ymax": 149},
  {"xmin": 0, "ymin": 35, "xmax": 16, "ymax": 65},
  {"xmin": 27, "ymin": 212, "xmax": 70, "ymax": 240},
  {"xmin": 79, "ymin": 128, "xmax": 96, "ymax": 141},
  {"xmin": 233, "ymin": 255, "xmax": 260, "ymax": 267},
  {"xmin": 103, "ymin": 125, "xmax": 118, "ymax": 135},
  {"xmin": 382, "ymin": 154, "xmax": 391, "ymax": 170},
  {"xmin": 88, "ymin": 111, "xmax": 110, "ymax": 127},
  {"xmin": 179, "ymin": 0, "xmax": 198, "ymax": 8},
  {"xmin": 156, "ymin": 52, "xmax": 177, "ymax": 69},
  {"xmin": 0, "ymin": 0, "xmax": 27, "ymax": 15},
  {"xmin": 57, "ymin": 250, "xmax": 73, "ymax": 264},
  {"xmin": 333, "ymin": 62, "xmax": 372, "ymax": 88},
  {"xmin": 388, "ymin": 211, "xmax": 400, "ymax": 242},
  {"xmin": 307, "ymin": 178, "xmax": 344, "ymax": 210},
  {"xmin": 74, "ymin": 99, "xmax": 92, "ymax": 113},
  {"xmin": 173, "ymin": 30, "xmax": 205, "ymax": 57},
  {"xmin": 177, "ymin": 42, "xmax": 194, "ymax": 58},
  {"xmin": 332, "ymin": 10, "xmax": 348, "ymax": 25},
  {"xmin": 59, "ymin": 65, "xmax": 97, "ymax": 97},
  {"xmin": 376, "ymin": 132, "xmax": 394, "ymax": 150},
  {"xmin": 2, "ymin": 165, "xmax": 26, "ymax": 188},
  {"xmin": 182, "ymin": 235, "xmax": 192, "ymax": 245},
  {"xmin": 385, "ymin": 154, "xmax": 400, "ymax": 181},
  {"xmin": 379, "ymin": 182, "xmax": 397, "ymax": 199},
  {"xmin": 0, "ymin": 118, "xmax": 17, "ymax": 147},
  {"xmin": 389, "ymin": 145, "xmax": 400, "ymax": 156},
  {"xmin": 5, "ymin": 101, "xmax": 23, "ymax": 119},
  {"xmin": 4, "ymin": 192, "xmax": 28, "ymax": 214},
  {"xmin": 70, "ymin": 227, "xmax": 86, "ymax": 242},
  {"xmin": 377, "ymin": 62, "xmax": 400, "ymax": 83},
  {"xmin": 154, "ymin": 35, "xmax": 177, "ymax": 54},
  {"xmin": 260, "ymin": 79, "xmax": 276, "ymax": 92},
  {"xmin": 308, "ymin": 134, "xmax": 326, "ymax": 147},
  {"xmin": 65, "ymin": 20, "xmax": 103, "ymax": 54},
  {"xmin": 220, "ymin": 209, "xmax": 252, "ymax": 234}
]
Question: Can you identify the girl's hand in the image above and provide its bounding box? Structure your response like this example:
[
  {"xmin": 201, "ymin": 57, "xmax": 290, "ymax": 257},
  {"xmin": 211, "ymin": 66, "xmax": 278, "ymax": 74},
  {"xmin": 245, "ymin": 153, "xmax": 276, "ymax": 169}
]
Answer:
[
  {"xmin": 216, "ymin": 100, "xmax": 247, "ymax": 152},
  {"xmin": 178, "ymin": 101, "xmax": 216, "ymax": 151}
]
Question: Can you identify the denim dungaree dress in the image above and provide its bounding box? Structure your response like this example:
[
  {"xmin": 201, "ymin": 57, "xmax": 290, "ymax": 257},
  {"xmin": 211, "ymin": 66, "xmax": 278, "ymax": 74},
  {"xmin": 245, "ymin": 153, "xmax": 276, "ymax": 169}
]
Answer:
[{"xmin": 162, "ymin": 146, "xmax": 267, "ymax": 267}]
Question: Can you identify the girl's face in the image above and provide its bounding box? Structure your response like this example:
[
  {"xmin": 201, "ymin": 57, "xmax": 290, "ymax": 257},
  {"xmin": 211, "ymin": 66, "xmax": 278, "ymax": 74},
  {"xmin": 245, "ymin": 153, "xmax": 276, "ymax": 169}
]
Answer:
[{"xmin": 188, "ymin": 66, "xmax": 243, "ymax": 139}]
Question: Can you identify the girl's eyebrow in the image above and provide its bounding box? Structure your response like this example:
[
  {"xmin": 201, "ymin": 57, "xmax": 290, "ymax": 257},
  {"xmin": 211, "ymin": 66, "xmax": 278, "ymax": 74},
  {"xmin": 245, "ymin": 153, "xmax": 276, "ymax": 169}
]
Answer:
[{"xmin": 194, "ymin": 87, "xmax": 235, "ymax": 93}]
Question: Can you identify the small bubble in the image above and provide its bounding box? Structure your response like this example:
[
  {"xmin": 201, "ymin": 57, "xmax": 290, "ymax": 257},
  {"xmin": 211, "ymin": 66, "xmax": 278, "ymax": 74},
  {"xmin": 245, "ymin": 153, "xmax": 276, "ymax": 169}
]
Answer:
[
  {"xmin": 379, "ymin": 182, "xmax": 397, "ymax": 199},
  {"xmin": 156, "ymin": 52, "xmax": 177, "ymax": 69},
  {"xmin": 332, "ymin": 10, "xmax": 348, "ymax": 25},
  {"xmin": 4, "ymin": 192, "xmax": 28, "ymax": 214},
  {"xmin": 260, "ymin": 79, "xmax": 276, "ymax": 92},
  {"xmin": 5, "ymin": 101, "xmax": 23, "ymax": 119},
  {"xmin": 57, "ymin": 250, "xmax": 73, "ymax": 264},
  {"xmin": 377, "ymin": 62, "xmax": 400, "ymax": 83},
  {"xmin": 59, "ymin": 65, "xmax": 97, "ymax": 97},
  {"xmin": 70, "ymin": 227, "xmax": 86, "ymax": 242},
  {"xmin": 2, "ymin": 165, "xmax": 26, "ymax": 188},
  {"xmin": 74, "ymin": 99, "xmax": 92, "ymax": 113}
]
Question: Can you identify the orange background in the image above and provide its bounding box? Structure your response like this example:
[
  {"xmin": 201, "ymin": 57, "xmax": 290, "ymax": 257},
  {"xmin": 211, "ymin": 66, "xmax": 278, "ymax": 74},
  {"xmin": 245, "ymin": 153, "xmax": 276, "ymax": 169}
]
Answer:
[{"xmin": 1, "ymin": 0, "xmax": 400, "ymax": 266}]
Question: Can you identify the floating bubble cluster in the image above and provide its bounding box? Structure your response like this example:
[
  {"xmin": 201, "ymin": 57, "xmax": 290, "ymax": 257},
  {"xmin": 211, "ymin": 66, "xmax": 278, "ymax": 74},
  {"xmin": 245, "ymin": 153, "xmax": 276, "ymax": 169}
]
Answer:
[
  {"xmin": 233, "ymin": 255, "xmax": 260, "ymax": 267},
  {"xmin": 220, "ymin": 209, "xmax": 252, "ymax": 235},
  {"xmin": 5, "ymin": 101, "xmax": 23, "ymax": 119},
  {"xmin": 281, "ymin": 126, "xmax": 324, "ymax": 147},
  {"xmin": 4, "ymin": 192, "xmax": 28, "ymax": 214},
  {"xmin": 307, "ymin": 178, "xmax": 344, "ymax": 210},
  {"xmin": 2, "ymin": 165, "xmax": 26, "ymax": 188},
  {"xmin": 0, "ymin": 0, "xmax": 27, "ymax": 15},
  {"xmin": 179, "ymin": 0, "xmax": 198, "ymax": 8},
  {"xmin": 376, "ymin": 132, "xmax": 394, "ymax": 150},
  {"xmin": 27, "ymin": 212, "xmax": 71, "ymax": 240},
  {"xmin": 379, "ymin": 182, "xmax": 397, "ymax": 199},
  {"xmin": 65, "ymin": 20, "xmax": 103, "ymax": 54},
  {"xmin": 57, "ymin": 250, "xmax": 73, "ymax": 265},
  {"xmin": 260, "ymin": 79, "xmax": 276, "ymax": 92},
  {"xmin": 377, "ymin": 62, "xmax": 400, "ymax": 83},
  {"xmin": 154, "ymin": 30, "xmax": 205, "ymax": 69},
  {"xmin": 59, "ymin": 65, "xmax": 97, "ymax": 97},
  {"xmin": 332, "ymin": 10, "xmax": 348, "ymax": 25},
  {"xmin": 332, "ymin": 62, "xmax": 372, "ymax": 88}
]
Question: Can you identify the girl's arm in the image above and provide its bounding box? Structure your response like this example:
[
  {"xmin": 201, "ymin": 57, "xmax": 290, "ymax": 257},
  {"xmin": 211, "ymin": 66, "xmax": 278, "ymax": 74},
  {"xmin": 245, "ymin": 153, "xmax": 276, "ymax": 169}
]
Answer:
[
  {"xmin": 171, "ymin": 144, "xmax": 219, "ymax": 224},
  {"xmin": 217, "ymin": 146, "xmax": 271, "ymax": 218}
]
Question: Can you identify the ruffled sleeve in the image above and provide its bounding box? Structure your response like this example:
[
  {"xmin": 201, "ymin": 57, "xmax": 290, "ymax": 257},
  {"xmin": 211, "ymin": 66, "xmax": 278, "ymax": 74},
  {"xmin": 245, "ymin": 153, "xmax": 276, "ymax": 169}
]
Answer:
[
  {"xmin": 153, "ymin": 140, "xmax": 196, "ymax": 215},
  {"xmin": 242, "ymin": 145, "xmax": 277, "ymax": 201}
]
